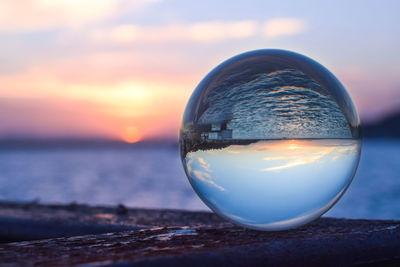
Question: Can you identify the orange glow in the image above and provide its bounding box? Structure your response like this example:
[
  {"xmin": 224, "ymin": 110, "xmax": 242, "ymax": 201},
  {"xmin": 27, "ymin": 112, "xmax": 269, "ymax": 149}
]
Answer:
[
  {"xmin": 0, "ymin": 59, "xmax": 192, "ymax": 140},
  {"xmin": 247, "ymin": 139, "xmax": 308, "ymax": 151},
  {"xmin": 287, "ymin": 139, "xmax": 305, "ymax": 150},
  {"xmin": 122, "ymin": 126, "xmax": 142, "ymax": 143},
  {"xmin": 226, "ymin": 139, "xmax": 357, "ymax": 172}
]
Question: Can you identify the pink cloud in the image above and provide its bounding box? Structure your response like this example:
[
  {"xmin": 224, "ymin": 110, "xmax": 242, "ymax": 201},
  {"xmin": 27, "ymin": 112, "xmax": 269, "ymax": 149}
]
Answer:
[
  {"xmin": 89, "ymin": 20, "xmax": 258, "ymax": 44},
  {"xmin": 0, "ymin": 0, "xmax": 160, "ymax": 32},
  {"xmin": 263, "ymin": 18, "xmax": 306, "ymax": 38}
]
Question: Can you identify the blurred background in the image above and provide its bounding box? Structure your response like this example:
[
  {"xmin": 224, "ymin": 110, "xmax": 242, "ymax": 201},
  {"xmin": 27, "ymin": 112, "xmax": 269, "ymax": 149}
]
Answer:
[{"xmin": 0, "ymin": 0, "xmax": 399, "ymax": 219}]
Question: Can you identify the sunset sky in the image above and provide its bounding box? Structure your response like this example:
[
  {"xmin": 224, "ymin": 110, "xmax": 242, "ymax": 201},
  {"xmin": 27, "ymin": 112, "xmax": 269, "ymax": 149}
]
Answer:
[{"xmin": 0, "ymin": 0, "xmax": 399, "ymax": 142}]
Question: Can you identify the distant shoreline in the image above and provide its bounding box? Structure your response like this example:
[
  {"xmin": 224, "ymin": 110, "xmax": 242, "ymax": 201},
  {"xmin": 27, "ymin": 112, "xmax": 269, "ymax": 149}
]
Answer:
[
  {"xmin": 0, "ymin": 111, "xmax": 399, "ymax": 149},
  {"xmin": 0, "ymin": 136, "xmax": 398, "ymax": 151},
  {"xmin": 0, "ymin": 138, "xmax": 178, "ymax": 150}
]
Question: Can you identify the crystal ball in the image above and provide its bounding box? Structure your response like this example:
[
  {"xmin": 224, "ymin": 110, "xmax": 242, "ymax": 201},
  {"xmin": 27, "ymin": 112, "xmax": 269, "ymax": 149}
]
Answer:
[{"xmin": 179, "ymin": 49, "xmax": 361, "ymax": 231}]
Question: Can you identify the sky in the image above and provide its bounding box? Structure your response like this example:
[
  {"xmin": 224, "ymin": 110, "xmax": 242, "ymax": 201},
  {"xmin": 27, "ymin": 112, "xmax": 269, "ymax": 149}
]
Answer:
[{"xmin": 0, "ymin": 0, "xmax": 399, "ymax": 142}]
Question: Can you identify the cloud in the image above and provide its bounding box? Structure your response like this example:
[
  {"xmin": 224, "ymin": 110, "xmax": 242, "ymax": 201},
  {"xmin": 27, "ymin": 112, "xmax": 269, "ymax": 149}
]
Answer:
[
  {"xmin": 0, "ymin": 0, "xmax": 160, "ymax": 32},
  {"xmin": 263, "ymin": 18, "xmax": 306, "ymax": 38},
  {"xmin": 88, "ymin": 18, "xmax": 307, "ymax": 44},
  {"xmin": 260, "ymin": 140, "xmax": 357, "ymax": 172},
  {"xmin": 89, "ymin": 20, "xmax": 258, "ymax": 44}
]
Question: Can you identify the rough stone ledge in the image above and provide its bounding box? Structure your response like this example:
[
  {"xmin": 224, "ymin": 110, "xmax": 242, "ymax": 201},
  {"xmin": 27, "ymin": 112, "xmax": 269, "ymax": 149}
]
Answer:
[{"xmin": 0, "ymin": 201, "xmax": 398, "ymax": 266}]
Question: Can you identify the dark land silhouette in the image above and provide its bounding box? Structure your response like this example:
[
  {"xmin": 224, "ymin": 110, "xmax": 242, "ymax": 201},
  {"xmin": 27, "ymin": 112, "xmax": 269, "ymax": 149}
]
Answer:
[
  {"xmin": 362, "ymin": 111, "xmax": 400, "ymax": 138},
  {"xmin": 0, "ymin": 110, "xmax": 398, "ymax": 150}
]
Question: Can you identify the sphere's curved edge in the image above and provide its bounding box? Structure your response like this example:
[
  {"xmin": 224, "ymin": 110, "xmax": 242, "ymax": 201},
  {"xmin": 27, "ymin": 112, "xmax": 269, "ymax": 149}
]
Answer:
[
  {"xmin": 181, "ymin": 48, "xmax": 360, "ymax": 140},
  {"xmin": 181, "ymin": 140, "xmax": 361, "ymax": 231},
  {"xmin": 179, "ymin": 49, "xmax": 362, "ymax": 231},
  {"xmin": 213, "ymin": 184, "xmax": 352, "ymax": 231}
]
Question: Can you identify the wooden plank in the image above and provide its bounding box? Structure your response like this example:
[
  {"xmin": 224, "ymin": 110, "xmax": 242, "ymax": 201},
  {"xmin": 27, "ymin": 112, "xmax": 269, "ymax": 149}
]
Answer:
[{"xmin": 0, "ymin": 202, "xmax": 398, "ymax": 266}]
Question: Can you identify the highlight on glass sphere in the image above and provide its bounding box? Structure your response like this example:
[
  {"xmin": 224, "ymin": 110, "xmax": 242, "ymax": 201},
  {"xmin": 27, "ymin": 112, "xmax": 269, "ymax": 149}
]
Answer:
[{"xmin": 179, "ymin": 49, "xmax": 361, "ymax": 231}]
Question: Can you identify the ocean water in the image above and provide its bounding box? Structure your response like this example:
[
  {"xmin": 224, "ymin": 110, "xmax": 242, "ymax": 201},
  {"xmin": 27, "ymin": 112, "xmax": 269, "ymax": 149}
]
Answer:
[
  {"xmin": 0, "ymin": 139, "xmax": 398, "ymax": 220},
  {"xmin": 183, "ymin": 139, "xmax": 360, "ymax": 230}
]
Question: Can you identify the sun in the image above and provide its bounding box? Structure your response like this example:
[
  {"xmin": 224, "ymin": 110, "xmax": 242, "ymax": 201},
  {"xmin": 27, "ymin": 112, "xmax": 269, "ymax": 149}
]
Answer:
[{"xmin": 122, "ymin": 126, "xmax": 142, "ymax": 143}]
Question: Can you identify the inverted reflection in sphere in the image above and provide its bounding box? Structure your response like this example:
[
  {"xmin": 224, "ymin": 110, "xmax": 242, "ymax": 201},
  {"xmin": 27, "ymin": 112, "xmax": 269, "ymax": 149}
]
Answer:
[{"xmin": 180, "ymin": 49, "xmax": 361, "ymax": 231}]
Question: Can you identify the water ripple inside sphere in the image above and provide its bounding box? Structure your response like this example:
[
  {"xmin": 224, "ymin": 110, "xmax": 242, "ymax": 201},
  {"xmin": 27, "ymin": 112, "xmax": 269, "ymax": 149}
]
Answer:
[{"xmin": 179, "ymin": 49, "xmax": 361, "ymax": 231}]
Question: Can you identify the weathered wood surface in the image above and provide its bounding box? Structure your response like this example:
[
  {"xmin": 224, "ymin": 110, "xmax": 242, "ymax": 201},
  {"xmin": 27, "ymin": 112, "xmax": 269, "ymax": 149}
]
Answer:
[
  {"xmin": 0, "ymin": 202, "xmax": 399, "ymax": 266},
  {"xmin": 0, "ymin": 201, "xmax": 228, "ymax": 242}
]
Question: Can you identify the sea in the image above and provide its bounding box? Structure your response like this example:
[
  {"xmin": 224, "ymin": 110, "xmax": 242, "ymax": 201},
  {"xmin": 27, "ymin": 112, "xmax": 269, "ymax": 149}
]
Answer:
[{"xmin": 0, "ymin": 139, "xmax": 398, "ymax": 220}]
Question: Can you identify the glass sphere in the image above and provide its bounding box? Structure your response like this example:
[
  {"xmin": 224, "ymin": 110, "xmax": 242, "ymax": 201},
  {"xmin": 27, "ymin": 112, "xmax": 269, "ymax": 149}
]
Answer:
[{"xmin": 179, "ymin": 49, "xmax": 361, "ymax": 231}]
